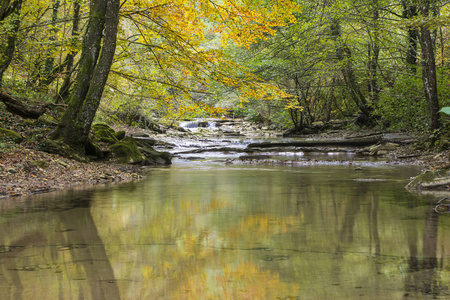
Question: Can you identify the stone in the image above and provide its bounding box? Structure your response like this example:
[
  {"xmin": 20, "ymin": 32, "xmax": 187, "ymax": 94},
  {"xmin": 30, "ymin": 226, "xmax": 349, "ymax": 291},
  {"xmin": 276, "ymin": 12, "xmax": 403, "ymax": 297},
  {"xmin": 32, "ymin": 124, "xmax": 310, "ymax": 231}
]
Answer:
[
  {"xmin": 37, "ymin": 114, "xmax": 59, "ymax": 126},
  {"xmin": 114, "ymin": 130, "xmax": 126, "ymax": 141},
  {"xmin": 7, "ymin": 167, "xmax": 17, "ymax": 174},
  {"xmin": 110, "ymin": 137, "xmax": 146, "ymax": 164},
  {"xmin": 0, "ymin": 127, "xmax": 23, "ymax": 144},
  {"xmin": 92, "ymin": 123, "xmax": 119, "ymax": 144}
]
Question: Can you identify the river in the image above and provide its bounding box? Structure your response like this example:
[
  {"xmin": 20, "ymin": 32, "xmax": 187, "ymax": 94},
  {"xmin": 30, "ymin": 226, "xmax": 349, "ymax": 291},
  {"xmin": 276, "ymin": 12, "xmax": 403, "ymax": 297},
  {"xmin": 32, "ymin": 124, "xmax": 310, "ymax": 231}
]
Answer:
[{"xmin": 0, "ymin": 129, "xmax": 449, "ymax": 299}]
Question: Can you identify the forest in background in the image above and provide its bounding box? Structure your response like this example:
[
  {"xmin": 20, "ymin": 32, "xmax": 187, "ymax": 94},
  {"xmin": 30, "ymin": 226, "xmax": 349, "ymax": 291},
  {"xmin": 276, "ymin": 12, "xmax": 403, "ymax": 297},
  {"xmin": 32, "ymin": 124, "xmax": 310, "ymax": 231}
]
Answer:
[{"xmin": 0, "ymin": 0, "xmax": 449, "ymax": 155}]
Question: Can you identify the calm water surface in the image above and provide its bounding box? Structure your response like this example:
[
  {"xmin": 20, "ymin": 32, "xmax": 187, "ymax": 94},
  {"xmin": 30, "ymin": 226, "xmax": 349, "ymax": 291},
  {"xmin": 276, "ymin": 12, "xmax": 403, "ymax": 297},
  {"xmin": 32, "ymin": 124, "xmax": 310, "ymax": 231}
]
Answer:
[{"xmin": 0, "ymin": 163, "xmax": 449, "ymax": 299}]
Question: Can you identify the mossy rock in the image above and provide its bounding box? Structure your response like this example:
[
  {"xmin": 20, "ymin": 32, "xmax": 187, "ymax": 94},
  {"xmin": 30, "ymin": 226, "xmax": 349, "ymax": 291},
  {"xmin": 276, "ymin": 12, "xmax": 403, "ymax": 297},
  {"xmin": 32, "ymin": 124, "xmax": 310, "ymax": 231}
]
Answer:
[
  {"xmin": 0, "ymin": 127, "xmax": 23, "ymax": 144},
  {"xmin": 136, "ymin": 139, "xmax": 171, "ymax": 165},
  {"xmin": 114, "ymin": 130, "xmax": 126, "ymax": 141},
  {"xmin": 92, "ymin": 123, "xmax": 119, "ymax": 144},
  {"xmin": 38, "ymin": 139, "xmax": 88, "ymax": 162},
  {"xmin": 37, "ymin": 114, "xmax": 59, "ymax": 126},
  {"xmin": 85, "ymin": 140, "xmax": 105, "ymax": 159},
  {"xmin": 135, "ymin": 137, "xmax": 157, "ymax": 147},
  {"xmin": 110, "ymin": 137, "xmax": 146, "ymax": 164}
]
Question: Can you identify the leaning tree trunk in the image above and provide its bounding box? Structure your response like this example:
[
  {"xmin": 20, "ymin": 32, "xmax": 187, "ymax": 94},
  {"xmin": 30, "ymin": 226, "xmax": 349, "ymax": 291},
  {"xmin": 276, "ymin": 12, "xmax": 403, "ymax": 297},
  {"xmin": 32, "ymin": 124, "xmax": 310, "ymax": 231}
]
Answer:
[
  {"xmin": 418, "ymin": 1, "xmax": 441, "ymax": 131},
  {"xmin": 52, "ymin": 0, "xmax": 120, "ymax": 153}
]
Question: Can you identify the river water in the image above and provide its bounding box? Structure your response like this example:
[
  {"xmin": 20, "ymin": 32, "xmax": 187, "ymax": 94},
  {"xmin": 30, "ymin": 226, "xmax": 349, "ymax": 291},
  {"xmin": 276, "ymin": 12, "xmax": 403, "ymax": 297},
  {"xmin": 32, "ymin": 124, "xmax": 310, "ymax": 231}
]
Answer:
[{"xmin": 0, "ymin": 150, "xmax": 449, "ymax": 299}]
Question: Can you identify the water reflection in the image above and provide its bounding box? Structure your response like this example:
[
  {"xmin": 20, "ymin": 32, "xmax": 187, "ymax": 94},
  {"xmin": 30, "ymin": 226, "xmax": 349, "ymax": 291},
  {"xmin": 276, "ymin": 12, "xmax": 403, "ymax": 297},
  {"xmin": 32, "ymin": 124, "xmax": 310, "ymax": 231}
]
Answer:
[{"xmin": 0, "ymin": 164, "xmax": 449, "ymax": 299}]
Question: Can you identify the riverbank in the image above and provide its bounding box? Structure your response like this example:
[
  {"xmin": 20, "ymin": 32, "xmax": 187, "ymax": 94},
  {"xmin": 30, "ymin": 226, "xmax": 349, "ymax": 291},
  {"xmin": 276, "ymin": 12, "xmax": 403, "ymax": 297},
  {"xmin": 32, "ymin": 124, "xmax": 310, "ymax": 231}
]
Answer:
[
  {"xmin": 0, "ymin": 145, "xmax": 143, "ymax": 198},
  {"xmin": 1, "ymin": 110, "xmax": 449, "ymax": 199}
]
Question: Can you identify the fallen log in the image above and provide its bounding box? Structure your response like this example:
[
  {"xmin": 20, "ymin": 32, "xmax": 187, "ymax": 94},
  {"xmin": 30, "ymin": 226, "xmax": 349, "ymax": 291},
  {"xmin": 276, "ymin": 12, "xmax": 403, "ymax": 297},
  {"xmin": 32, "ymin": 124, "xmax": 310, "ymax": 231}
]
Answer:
[
  {"xmin": 0, "ymin": 91, "xmax": 47, "ymax": 119},
  {"xmin": 247, "ymin": 136, "xmax": 381, "ymax": 148}
]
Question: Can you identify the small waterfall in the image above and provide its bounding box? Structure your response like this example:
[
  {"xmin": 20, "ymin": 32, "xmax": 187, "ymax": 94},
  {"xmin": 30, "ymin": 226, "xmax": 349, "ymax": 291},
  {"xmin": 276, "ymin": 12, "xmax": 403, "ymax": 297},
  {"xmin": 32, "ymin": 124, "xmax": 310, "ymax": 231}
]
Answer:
[{"xmin": 180, "ymin": 120, "xmax": 217, "ymax": 130}]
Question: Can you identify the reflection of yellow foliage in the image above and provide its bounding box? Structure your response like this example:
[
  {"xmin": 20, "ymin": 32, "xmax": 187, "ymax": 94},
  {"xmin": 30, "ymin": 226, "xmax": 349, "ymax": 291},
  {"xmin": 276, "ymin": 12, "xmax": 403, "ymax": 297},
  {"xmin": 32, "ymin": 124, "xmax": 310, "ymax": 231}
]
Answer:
[
  {"xmin": 229, "ymin": 215, "xmax": 300, "ymax": 239},
  {"xmin": 178, "ymin": 260, "xmax": 299, "ymax": 299},
  {"xmin": 142, "ymin": 265, "xmax": 153, "ymax": 278}
]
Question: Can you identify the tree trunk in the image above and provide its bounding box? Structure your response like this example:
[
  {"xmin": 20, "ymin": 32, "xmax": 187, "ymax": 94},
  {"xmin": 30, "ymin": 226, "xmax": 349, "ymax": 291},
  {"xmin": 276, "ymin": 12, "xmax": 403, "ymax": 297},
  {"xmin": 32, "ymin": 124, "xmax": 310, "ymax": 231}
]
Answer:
[
  {"xmin": 0, "ymin": 91, "xmax": 46, "ymax": 119},
  {"xmin": 418, "ymin": 1, "xmax": 441, "ymax": 131},
  {"xmin": 368, "ymin": 0, "xmax": 380, "ymax": 103},
  {"xmin": 331, "ymin": 20, "xmax": 373, "ymax": 123},
  {"xmin": 403, "ymin": 2, "xmax": 419, "ymax": 73},
  {"xmin": 0, "ymin": 0, "xmax": 22, "ymax": 86},
  {"xmin": 57, "ymin": 0, "xmax": 81, "ymax": 102},
  {"xmin": 52, "ymin": 0, "xmax": 120, "ymax": 153},
  {"xmin": 0, "ymin": 0, "xmax": 21, "ymax": 21}
]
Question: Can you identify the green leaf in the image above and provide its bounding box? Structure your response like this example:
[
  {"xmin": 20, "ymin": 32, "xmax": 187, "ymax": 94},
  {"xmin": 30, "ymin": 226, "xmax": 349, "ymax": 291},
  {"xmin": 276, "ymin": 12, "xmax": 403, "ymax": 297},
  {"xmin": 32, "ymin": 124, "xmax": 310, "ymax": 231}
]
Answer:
[{"xmin": 439, "ymin": 107, "xmax": 450, "ymax": 115}]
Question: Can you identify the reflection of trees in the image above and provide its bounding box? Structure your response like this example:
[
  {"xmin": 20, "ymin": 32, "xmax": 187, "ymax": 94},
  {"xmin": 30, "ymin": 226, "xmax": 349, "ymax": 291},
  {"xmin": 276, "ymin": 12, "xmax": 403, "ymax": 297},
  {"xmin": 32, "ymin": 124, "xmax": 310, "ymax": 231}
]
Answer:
[
  {"xmin": 404, "ymin": 207, "xmax": 446, "ymax": 297},
  {"xmin": 0, "ymin": 190, "xmax": 120, "ymax": 300}
]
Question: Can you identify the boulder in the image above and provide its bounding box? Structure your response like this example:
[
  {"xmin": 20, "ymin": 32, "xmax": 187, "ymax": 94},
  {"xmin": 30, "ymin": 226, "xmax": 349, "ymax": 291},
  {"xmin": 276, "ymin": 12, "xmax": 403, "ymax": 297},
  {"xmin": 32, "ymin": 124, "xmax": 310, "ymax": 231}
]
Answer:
[
  {"xmin": 0, "ymin": 127, "xmax": 23, "ymax": 144},
  {"xmin": 92, "ymin": 123, "xmax": 119, "ymax": 144},
  {"xmin": 110, "ymin": 137, "xmax": 146, "ymax": 164},
  {"xmin": 37, "ymin": 114, "xmax": 59, "ymax": 126},
  {"xmin": 114, "ymin": 130, "xmax": 126, "ymax": 141},
  {"xmin": 135, "ymin": 138, "xmax": 171, "ymax": 165}
]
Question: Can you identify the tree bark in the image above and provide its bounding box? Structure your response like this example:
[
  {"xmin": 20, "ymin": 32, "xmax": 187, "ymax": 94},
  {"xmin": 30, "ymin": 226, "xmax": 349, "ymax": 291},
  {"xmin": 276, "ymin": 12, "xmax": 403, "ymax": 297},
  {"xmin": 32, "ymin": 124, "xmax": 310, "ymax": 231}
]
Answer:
[
  {"xmin": 418, "ymin": 1, "xmax": 441, "ymax": 131},
  {"xmin": 331, "ymin": 20, "xmax": 373, "ymax": 123},
  {"xmin": 402, "ymin": 1, "xmax": 419, "ymax": 73},
  {"xmin": 0, "ymin": 91, "xmax": 46, "ymax": 119},
  {"xmin": 57, "ymin": 0, "xmax": 81, "ymax": 102},
  {"xmin": 0, "ymin": 0, "xmax": 21, "ymax": 21},
  {"xmin": 0, "ymin": 0, "xmax": 22, "ymax": 86},
  {"xmin": 52, "ymin": 0, "xmax": 120, "ymax": 153}
]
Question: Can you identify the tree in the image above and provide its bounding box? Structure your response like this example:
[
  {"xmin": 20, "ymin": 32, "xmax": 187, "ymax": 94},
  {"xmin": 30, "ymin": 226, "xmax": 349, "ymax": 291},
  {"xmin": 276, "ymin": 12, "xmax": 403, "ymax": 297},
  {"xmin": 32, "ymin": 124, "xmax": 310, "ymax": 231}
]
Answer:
[
  {"xmin": 0, "ymin": 0, "xmax": 23, "ymax": 86},
  {"xmin": 52, "ymin": 0, "xmax": 120, "ymax": 153},
  {"xmin": 417, "ymin": 0, "xmax": 441, "ymax": 131}
]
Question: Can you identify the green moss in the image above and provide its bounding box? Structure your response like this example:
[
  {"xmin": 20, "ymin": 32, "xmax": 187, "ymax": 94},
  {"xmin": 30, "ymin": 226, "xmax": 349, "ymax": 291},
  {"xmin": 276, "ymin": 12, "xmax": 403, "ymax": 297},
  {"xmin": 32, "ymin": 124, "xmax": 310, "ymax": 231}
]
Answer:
[
  {"xmin": 136, "ymin": 138, "xmax": 171, "ymax": 165},
  {"xmin": 38, "ymin": 139, "xmax": 88, "ymax": 162},
  {"xmin": 92, "ymin": 123, "xmax": 119, "ymax": 144},
  {"xmin": 0, "ymin": 127, "xmax": 23, "ymax": 144},
  {"xmin": 110, "ymin": 137, "xmax": 145, "ymax": 164},
  {"xmin": 114, "ymin": 130, "xmax": 126, "ymax": 141},
  {"xmin": 37, "ymin": 114, "xmax": 59, "ymax": 126},
  {"xmin": 85, "ymin": 140, "xmax": 104, "ymax": 159}
]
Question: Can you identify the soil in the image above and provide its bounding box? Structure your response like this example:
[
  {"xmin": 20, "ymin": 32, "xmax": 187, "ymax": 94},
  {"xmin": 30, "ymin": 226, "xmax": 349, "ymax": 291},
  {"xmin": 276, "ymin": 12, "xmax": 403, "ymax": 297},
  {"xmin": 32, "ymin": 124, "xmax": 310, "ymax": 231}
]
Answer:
[
  {"xmin": 1, "ymin": 108, "xmax": 449, "ymax": 199},
  {"xmin": 0, "ymin": 111, "xmax": 143, "ymax": 199}
]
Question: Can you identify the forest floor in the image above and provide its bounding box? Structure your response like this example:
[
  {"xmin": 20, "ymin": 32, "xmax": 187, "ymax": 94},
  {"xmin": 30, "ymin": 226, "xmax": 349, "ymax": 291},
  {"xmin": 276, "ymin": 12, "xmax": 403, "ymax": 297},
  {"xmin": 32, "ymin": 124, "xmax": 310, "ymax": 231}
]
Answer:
[{"xmin": 1, "ymin": 109, "xmax": 449, "ymax": 199}]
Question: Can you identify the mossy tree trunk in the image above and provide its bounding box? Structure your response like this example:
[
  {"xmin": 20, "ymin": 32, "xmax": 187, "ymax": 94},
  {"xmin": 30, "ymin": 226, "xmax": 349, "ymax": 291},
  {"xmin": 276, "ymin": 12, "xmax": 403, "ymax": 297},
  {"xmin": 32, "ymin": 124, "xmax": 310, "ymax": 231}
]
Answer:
[
  {"xmin": 52, "ymin": 0, "xmax": 120, "ymax": 153},
  {"xmin": 0, "ymin": 0, "xmax": 22, "ymax": 87}
]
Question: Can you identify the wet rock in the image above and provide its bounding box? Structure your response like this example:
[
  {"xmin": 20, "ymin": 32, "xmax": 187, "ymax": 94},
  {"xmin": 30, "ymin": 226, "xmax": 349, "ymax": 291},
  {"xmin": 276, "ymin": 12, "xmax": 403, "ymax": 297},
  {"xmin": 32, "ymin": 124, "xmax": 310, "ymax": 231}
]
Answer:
[
  {"xmin": 358, "ymin": 142, "xmax": 399, "ymax": 156},
  {"xmin": 406, "ymin": 168, "xmax": 450, "ymax": 192}
]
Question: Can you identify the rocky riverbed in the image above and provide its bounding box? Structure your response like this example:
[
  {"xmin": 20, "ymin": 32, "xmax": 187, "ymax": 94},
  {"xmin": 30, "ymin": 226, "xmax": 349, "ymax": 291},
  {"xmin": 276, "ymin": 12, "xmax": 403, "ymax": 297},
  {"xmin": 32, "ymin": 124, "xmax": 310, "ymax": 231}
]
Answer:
[{"xmin": 1, "ymin": 113, "xmax": 449, "ymax": 199}]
